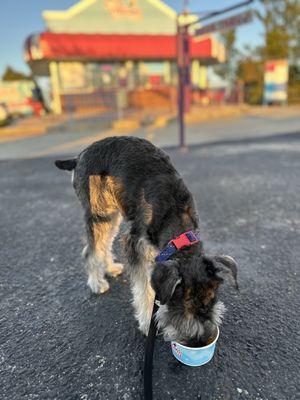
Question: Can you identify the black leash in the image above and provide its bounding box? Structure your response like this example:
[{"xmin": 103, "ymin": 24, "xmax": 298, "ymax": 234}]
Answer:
[
  {"xmin": 144, "ymin": 297, "xmax": 159, "ymax": 400},
  {"xmin": 143, "ymin": 231, "xmax": 200, "ymax": 399}
]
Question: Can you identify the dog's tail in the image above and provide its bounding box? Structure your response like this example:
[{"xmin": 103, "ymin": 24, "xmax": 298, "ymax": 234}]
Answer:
[{"xmin": 55, "ymin": 158, "xmax": 77, "ymax": 171}]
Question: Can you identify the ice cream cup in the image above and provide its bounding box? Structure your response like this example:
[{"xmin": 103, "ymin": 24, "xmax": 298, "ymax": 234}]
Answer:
[{"xmin": 171, "ymin": 327, "xmax": 219, "ymax": 367}]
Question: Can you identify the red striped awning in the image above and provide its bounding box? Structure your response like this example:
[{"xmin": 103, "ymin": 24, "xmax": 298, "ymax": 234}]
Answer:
[{"xmin": 26, "ymin": 32, "xmax": 216, "ymax": 62}]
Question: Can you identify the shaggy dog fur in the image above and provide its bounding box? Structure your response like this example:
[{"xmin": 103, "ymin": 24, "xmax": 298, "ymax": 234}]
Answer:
[{"xmin": 55, "ymin": 136, "xmax": 237, "ymax": 346}]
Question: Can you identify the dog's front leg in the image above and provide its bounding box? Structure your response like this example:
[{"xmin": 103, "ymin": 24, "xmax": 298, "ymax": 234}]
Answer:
[
  {"xmin": 123, "ymin": 234, "xmax": 156, "ymax": 335},
  {"xmin": 131, "ymin": 266, "xmax": 155, "ymax": 335}
]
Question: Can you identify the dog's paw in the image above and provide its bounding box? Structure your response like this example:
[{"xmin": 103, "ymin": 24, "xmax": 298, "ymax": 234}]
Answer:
[
  {"xmin": 87, "ymin": 275, "xmax": 110, "ymax": 294},
  {"xmin": 106, "ymin": 262, "xmax": 124, "ymax": 277},
  {"xmin": 99, "ymin": 280, "xmax": 110, "ymax": 293}
]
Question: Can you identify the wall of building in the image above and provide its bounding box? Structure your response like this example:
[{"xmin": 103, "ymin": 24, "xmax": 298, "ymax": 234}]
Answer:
[{"xmin": 43, "ymin": 0, "xmax": 177, "ymax": 35}]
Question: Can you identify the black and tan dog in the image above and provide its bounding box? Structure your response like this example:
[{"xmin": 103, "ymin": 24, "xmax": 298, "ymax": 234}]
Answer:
[{"xmin": 55, "ymin": 136, "xmax": 237, "ymax": 345}]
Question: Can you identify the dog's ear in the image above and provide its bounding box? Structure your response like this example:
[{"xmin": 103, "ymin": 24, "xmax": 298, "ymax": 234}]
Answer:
[
  {"xmin": 151, "ymin": 260, "xmax": 182, "ymax": 305},
  {"xmin": 213, "ymin": 255, "xmax": 238, "ymax": 290},
  {"xmin": 55, "ymin": 159, "xmax": 77, "ymax": 171}
]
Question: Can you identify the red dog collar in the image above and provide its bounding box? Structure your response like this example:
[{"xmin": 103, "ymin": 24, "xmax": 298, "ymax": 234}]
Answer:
[{"xmin": 155, "ymin": 231, "xmax": 200, "ymax": 262}]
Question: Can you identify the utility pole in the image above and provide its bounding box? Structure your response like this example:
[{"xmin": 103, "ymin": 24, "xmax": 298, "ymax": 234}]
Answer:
[
  {"xmin": 177, "ymin": 2, "xmax": 190, "ymax": 152},
  {"xmin": 176, "ymin": 0, "xmax": 254, "ymax": 151}
]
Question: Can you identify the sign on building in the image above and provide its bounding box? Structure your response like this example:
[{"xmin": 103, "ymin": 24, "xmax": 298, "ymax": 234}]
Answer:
[
  {"xmin": 104, "ymin": 0, "xmax": 142, "ymax": 20},
  {"xmin": 195, "ymin": 10, "xmax": 253, "ymax": 36},
  {"xmin": 264, "ymin": 60, "xmax": 289, "ymax": 104}
]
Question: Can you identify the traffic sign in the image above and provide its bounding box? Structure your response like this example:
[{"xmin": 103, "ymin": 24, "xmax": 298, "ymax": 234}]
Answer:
[{"xmin": 195, "ymin": 10, "xmax": 252, "ymax": 36}]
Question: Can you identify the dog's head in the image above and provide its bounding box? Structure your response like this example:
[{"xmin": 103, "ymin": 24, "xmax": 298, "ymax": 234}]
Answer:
[{"xmin": 151, "ymin": 254, "xmax": 238, "ymax": 346}]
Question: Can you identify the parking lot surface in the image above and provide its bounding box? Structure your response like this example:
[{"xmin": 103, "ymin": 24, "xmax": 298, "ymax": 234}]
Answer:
[{"xmin": 0, "ymin": 129, "xmax": 299, "ymax": 399}]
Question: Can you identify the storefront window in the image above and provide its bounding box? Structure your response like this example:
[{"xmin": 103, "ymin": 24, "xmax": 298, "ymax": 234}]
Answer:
[
  {"xmin": 137, "ymin": 62, "xmax": 175, "ymax": 87},
  {"xmin": 86, "ymin": 63, "xmax": 119, "ymax": 89}
]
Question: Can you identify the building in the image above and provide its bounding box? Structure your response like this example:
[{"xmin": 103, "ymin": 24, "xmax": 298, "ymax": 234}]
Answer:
[{"xmin": 25, "ymin": 0, "xmax": 225, "ymax": 114}]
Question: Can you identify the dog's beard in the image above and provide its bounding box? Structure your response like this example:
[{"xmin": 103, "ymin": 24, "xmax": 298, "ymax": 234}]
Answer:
[
  {"xmin": 155, "ymin": 301, "xmax": 226, "ymax": 343},
  {"xmin": 155, "ymin": 304, "xmax": 205, "ymax": 342},
  {"xmin": 211, "ymin": 300, "xmax": 226, "ymax": 325}
]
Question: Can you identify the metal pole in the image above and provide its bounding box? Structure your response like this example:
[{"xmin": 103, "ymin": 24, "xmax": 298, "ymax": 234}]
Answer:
[
  {"xmin": 183, "ymin": 24, "xmax": 191, "ymax": 114},
  {"xmin": 177, "ymin": 16, "xmax": 190, "ymax": 152},
  {"xmin": 177, "ymin": 19, "xmax": 185, "ymax": 151},
  {"xmin": 179, "ymin": 70, "xmax": 185, "ymax": 150},
  {"xmin": 176, "ymin": 0, "xmax": 254, "ymax": 150}
]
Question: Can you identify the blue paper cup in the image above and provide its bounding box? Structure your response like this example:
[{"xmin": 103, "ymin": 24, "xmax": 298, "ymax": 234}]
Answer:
[{"xmin": 171, "ymin": 327, "xmax": 219, "ymax": 367}]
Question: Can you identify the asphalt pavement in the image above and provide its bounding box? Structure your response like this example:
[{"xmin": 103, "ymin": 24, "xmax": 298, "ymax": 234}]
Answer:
[{"xmin": 0, "ymin": 117, "xmax": 300, "ymax": 399}]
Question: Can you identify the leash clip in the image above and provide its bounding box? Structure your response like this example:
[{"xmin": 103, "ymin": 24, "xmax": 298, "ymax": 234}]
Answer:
[
  {"xmin": 172, "ymin": 230, "xmax": 199, "ymax": 249},
  {"xmin": 155, "ymin": 230, "xmax": 200, "ymax": 262}
]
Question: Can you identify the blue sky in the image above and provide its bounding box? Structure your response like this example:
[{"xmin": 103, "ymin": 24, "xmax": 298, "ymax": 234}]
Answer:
[{"xmin": 0, "ymin": 0, "xmax": 262, "ymax": 77}]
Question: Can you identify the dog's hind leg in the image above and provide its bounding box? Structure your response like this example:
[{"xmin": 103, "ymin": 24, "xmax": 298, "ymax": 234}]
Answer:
[
  {"xmin": 104, "ymin": 212, "xmax": 124, "ymax": 278},
  {"xmin": 123, "ymin": 233, "xmax": 156, "ymax": 335},
  {"xmin": 84, "ymin": 216, "xmax": 111, "ymax": 294},
  {"xmin": 80, "ymin": 174, "xmax": 124, "ymax": 293},
  {"xmin": 84, "ymin": 211, "xmax": 123, "ymax": 294},
  {"xmin": 86, "ymin": 253, "xmax": 109, "ymax": 294}
]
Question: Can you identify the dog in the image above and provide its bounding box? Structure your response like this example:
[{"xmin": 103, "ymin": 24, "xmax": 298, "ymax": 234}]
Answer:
[{"xmin": 55, "ymin": 136, "xmax": 237, "ymax": 346}]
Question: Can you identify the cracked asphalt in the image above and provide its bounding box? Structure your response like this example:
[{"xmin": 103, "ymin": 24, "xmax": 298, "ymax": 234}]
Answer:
[{"xmin": 0, "ymin": 128, "xmax": 299, "ymax": 400}]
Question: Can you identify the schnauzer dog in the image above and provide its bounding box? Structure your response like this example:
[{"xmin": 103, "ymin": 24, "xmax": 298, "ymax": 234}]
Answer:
[{"xmin": 55, "ymin": 136, "xmax": 237, "ymax": 346}]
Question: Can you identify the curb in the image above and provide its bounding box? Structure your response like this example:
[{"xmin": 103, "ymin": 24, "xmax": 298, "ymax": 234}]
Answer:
[{"xmin": 112, "ymin": 118, "xmax": 141, "ymax": 131}]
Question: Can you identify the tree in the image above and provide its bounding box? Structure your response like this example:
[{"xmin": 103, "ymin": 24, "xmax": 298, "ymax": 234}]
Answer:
[
  {"xmin": 288, "ymin": 64, "xmax": 300, "ymax": 103},
  {"xmin": 256, "ymin": 0, "xmax": 300, "ymax": 103},
  {"xmin": 2, "ymin": 66, "xmax": 31, "ymax": 81},
  {"xmin": 256, "ymin": 0, "xmax": 300, "ymax": 61},
  {"xmin": 237, "ymin": 1, "xmax": 300, "ymax": 104},
  {"xmin": 237, "ymin": 55, "xmax": 264, "ymax": 104}
]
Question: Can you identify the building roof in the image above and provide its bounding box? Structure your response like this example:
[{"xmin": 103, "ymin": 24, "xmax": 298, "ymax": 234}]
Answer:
[{"xmin": 43, "ymin": 0, "xmax": 177, "ymax": 21}]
